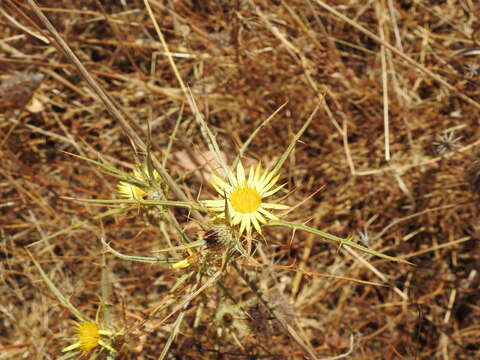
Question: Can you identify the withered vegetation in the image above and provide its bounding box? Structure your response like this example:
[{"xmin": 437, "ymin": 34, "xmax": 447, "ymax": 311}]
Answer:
[{"xmin": 1, "ymin": 1, "xmax": 480, "ymax": 359}]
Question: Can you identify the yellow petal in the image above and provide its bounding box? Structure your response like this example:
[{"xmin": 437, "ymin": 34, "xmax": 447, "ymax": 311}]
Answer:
[
  {"xmin": 251, "ymin": 215, "xmax": 262, "ymax": 233},
  {"xmin": 231, "ymin": 213, "xmax": 242, "ymax": 225},
  {"xmin": 247, "ymin": 165, "xmax": 255, "ymax": 186},
  {"xmin": 239, "ymin": 217, "xmax": 247, "ymax": 235},
  {"xmin": 171, "ymin": 258, "xmax": 191, "ymax": 269},
  {"xmin": 62, "ymin": 342, "xmax": 81, "ymax": 352},
  {"xmin": 227, "ymin": 169, "xmax": 237, "ymax": 187},
  {"xmin": 244, "ymin": 216, "xmax": 252, "ymax": 234},
  {"xmin": 259, "ymin": 169, "xmax": 276, "ymax": 189},
  {"xmin": 262, "ymin": 174, "xmax": 280, "ymax": 193},
  {"xmin": 253, "ymin": 162, "xmax": 262, "ymax": 184},
  {"xmin": 212, "ymin": 174, "xmax": 227, "ymax": 189},
  {"xmin": 258, "ymin": 208, "xmax": 279, "ymax": 221},
  {"xmin": 254, "ymin": 211, "xmax": 268, "ymax": 224},
  {"xmin": 263, "ymin": 183, "xmax": 285, "ymax": 197},
  {"xmin": 236, "ymin": 162, "xmax": 246, "ymax": 185}
]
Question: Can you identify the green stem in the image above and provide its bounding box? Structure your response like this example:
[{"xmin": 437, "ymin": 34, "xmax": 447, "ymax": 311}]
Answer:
[{"xmin": 266, "ymin": 220, "xmax": 412, "ymax": 264}]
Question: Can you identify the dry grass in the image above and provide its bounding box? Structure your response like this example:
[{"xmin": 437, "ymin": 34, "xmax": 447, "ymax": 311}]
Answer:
[{"xmin": 1, "ymin": 0, "xmax": 480, "ymax": 359}]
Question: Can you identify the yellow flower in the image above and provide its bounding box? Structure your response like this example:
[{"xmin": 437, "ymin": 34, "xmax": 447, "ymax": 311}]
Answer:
[
  {"xmin": 171, "ymin": 248, "xmax": 196, "ymax": 269},
  {"xmin": 62, "ymin": 321, "xmax": 116, "ymax": 354},
  {"xmin": 76, "ymin": 321, "xmax": 100, "ymax": 352},
  {"xmin": 203, "ymin": 162, "xmax": 288, "ymax": 235},
  {"xmin": 116, "ymin": 166, "xmax": 158, "ymax": 200}
]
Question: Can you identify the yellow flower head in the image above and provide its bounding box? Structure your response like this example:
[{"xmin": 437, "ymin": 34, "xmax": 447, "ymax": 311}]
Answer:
[
  {"xmin": 203, "ymin": 162, "xmax": 288, "ymax": 235},
  {"xmin": 116, "ymin": 166, "xmax": 159, "ymax": 200},
  {"xmin": 62, "ymin": 321, "xmax": 99, "ymax": 353},
  {"xmin": 76, "ymin": 321, "xmax": 100, "ymax": 352},
  {"xmin": 62, "ymin": 321, "xmax": 116, "ymax": 354},
  {"xmin": 171, "ymin": 249, "xmax": 196, "ymax": 269}
]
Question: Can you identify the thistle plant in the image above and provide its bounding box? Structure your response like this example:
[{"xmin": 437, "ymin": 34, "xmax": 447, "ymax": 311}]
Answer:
[
  {"xmin": 27, "ymin": 99, "xmax": 409, "ymax": 360},
  {"xmin": 27, "ymin": 3, "xmax": 411, "ymax": 358},
  {"xmin": 72, "ymin": 106, "xmax": 407, "ymax": 360},
  {"xmin": 41, "ymin": 105, "xmax": 409, "ymax": 360}
]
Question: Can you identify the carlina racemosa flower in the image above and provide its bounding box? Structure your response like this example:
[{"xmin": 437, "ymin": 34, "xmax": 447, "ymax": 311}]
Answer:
[
  {"xmin": 116, "ymin": 165, "xmax": 159, "ymax": 200},
  {"xmin": 62, "ymin": 321, "xmax": 116, "ymax": 354},
  {"xmin": 203, "ymin": 161, "xmax": 288, "ymax": 235}
]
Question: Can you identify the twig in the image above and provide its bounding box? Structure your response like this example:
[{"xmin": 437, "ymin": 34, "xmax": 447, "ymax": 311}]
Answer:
[{"xmin": 313, "ymin": 0, "xmax": 480, "ymax": 111}]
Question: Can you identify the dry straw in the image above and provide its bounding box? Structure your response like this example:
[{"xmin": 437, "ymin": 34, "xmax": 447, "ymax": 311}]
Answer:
[{"xmin": 3, "ymin": 0, "xmax": 478, "ymax": 359}]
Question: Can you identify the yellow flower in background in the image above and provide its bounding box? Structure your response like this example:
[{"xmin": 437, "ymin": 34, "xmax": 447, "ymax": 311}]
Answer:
[
  {"xmin": 62, "ymin": 321, "xmax": 116, "ymax": 354},
  {"xmin": 171, "ymin": 248, "xmax": 196, "ymax": 269},
  {"xmin": 203, "ymin": 162, "xmax": 288, "ymax": 235},
  {"xmin": 116, "ymin": 166, "xmax": 159, "ymax": 200}
]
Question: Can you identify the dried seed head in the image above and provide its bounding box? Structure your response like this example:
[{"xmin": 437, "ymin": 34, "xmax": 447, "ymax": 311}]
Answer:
[
  {"xmin": 432, "ymin": 130, "xmax": 462, "ymax": 155},
  {"xmin": 464, "ymin": 62, "xmax": 480, "ymax": 78},
  {"xmin": 203, "ymin": 224, "xmax": 238, "ymax": 249}
]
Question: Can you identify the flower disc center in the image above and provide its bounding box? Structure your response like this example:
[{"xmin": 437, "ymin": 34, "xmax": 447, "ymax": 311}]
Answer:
[{"xmin": 230, "ymin": 186, "xmax": 261, "ymax": 213}]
